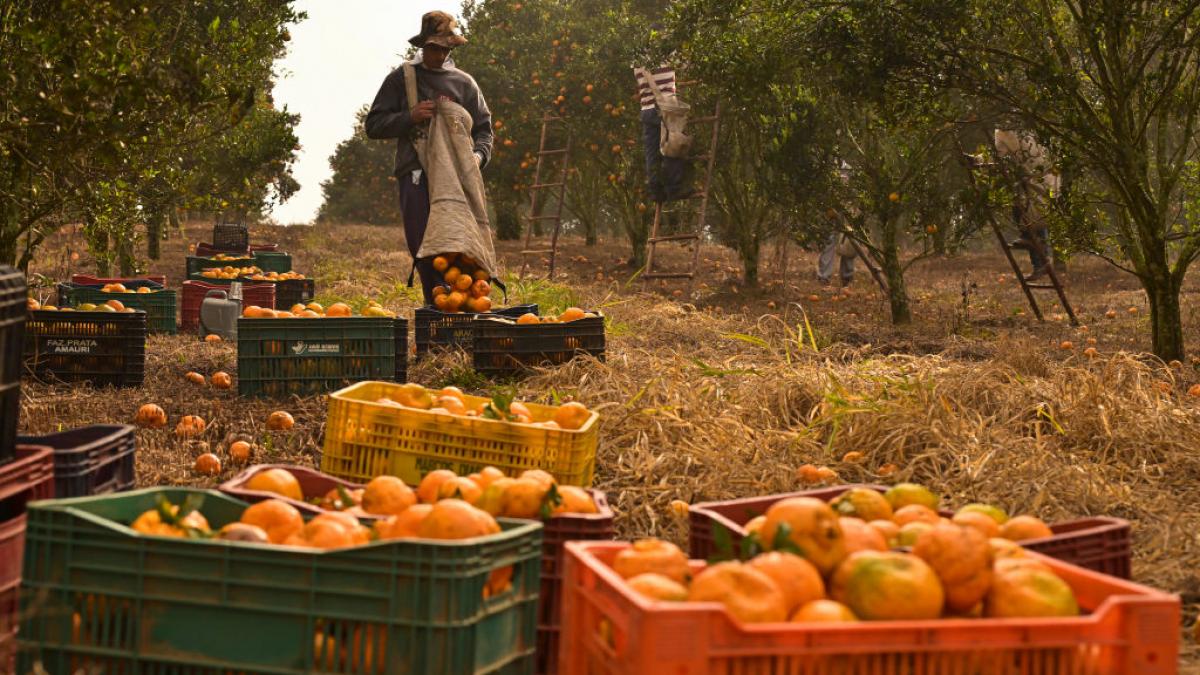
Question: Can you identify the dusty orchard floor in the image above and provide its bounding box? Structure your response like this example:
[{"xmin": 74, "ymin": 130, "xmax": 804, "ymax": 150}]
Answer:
[{"xmin": 19, "ymin": 221, "xmax": 1200, "ymax": 669}]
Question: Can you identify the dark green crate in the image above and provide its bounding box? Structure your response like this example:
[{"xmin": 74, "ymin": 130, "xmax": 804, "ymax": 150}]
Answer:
[
  {"xmin": 473, "ymin": 313, "xmax": 605, "ymax": 378},
  {"xmin": 56, "ymin": 283, "xmax": 177, "ymax": 334},
  {"xmin": 24, "ymin": 310, "xmax": 146, "ymax": 387},
  {"xmin": 186, "ymin": 254, "xmax": 257, "ymax": 277},
  {"xmin": 238, "ymin": 317, "xmax": 397, "ymax": 398},
  {"xmin": 18, "ymin": 488, "xmax": 541, "ymax": 674},
  {"xmin": 253, "ymin": 251, "xmax": 293, "ymax": 274}
]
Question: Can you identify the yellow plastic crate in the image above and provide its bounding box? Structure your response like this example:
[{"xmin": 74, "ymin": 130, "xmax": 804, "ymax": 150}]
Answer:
[{"xmin": 321, "ymin": 381, "xmax": 598, "ymax": 486}]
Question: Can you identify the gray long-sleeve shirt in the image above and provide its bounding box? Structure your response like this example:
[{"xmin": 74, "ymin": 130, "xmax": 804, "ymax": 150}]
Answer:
[{"xmin": 365, "ymin": 61, "xmax": 493, "ymax": 177}]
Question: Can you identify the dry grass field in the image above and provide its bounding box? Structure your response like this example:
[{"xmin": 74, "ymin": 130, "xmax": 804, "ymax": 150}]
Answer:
[{"xmin": 19, "ymin": 221, "xmax": 1200, "ymax": 668}]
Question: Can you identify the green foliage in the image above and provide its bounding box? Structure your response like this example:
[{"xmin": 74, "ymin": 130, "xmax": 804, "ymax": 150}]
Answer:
[{"xmin": 317, "ymin": 107, "xmax": 403, "ymax": 225}]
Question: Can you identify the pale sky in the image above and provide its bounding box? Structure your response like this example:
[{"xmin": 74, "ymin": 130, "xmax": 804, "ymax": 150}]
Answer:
[{"xmin": 270, "ymin": 0, "xmax": 447, "ymax": 225}]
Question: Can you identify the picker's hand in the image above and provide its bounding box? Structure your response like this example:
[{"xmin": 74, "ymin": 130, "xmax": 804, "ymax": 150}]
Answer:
[{"xmin": 411, "ymin": 101, "xmax": 436, "ymax": 124}]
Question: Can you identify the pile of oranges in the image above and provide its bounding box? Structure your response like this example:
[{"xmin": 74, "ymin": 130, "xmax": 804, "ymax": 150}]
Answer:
[
  {"xmin": 513, "ymin": 307, "xmax": 596, "ymax": 325},
  {"xmin": 430, "ymin": 252, "xmax": 493, "ymax": 313},
  {"xmin": 28, "ymin": 297, "xmax": 140, "ymax": 313},
  {"xmin": 200, "ymin": 265, "xmax": 262, "ymax": 280},
  {"xmin": 244, "ymin": 270, "xmax": 306, "ymax": 282},
  {"xmin": 241, "ymin": 300, "xmax": 395, "ymax": 319},
  {"xmin": 376, "ymin": 383, "xmax": 593, "ymax": 431},
  {"xmin": 98, "ymin": 283, "xmax": 158, "ymax": 294},
  {"xmin": 619, "ymin": 484, "xmax": 1079, "ymax": 624}
]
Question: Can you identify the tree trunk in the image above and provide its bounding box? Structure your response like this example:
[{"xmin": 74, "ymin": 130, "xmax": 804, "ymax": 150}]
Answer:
[
  {"xmin": 495, "ymin": 202, "xmax": 521, "ymax": 241},
  {"xmin": 0, "ymin": 209, "xmax": 17, "ymax": 267},
  {"xmin": 741, "ymin": 232, "xmax": 760, "ymax": 287},
  {"xmin": 147, "ymin": 210, "xmax": 163, "ymax": 260},
  {"xmin": 117, "ymin": 234, "xmax": 135, "ymax": 277},
  {"xmin": 1145, "ymin": 274, "xmax": 1185, "ymax": 362},
  {"xmin": 625, "ymin": 208, "xmax": 649, "ymax": 268},
  {"xmin": 880, "ymin": 218, "xmax": 912, "ymax": 324}
]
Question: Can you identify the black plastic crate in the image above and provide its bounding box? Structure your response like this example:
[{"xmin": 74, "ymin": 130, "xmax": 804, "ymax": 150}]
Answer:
[
  {"xmin": 394, "ymin": 317, "xmax": 409, "ymax": 383},
  {"xmin": 24, "ymin": 310, "xmax": 146, "ymax": 387},
  {"xmin": 213, "ymin": 222, "xmax": 249, "ymax": 251},
  {"xmin": 56, "ymin": 281, "xmax": 177, "ymax": 334},
  {"xmin": 272, "ymin": 278, "xmax": 315, "ymax": 310},
  {"xmin": 473, "ymin": 313, "xmax": 606, "ymax": 377},
  {"xmin": 237, "ymin": 317, "xmax": 396, "ymax": 398},
  {"xmin": 0, "ymin": 266, "xmax": 26, "ymax": 464},
  {"xmin": 17, "ymin": 424, "xmax": 136, "ymax": 498},
  {"xmin": 414, "ymin": 304, "xmax": 538, "ymax": 357}
]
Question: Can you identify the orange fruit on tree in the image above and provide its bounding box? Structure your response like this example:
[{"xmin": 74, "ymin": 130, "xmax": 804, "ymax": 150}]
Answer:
[
  {"xmin": 999, "ymin": 515, "xmax": 1054, "ymax": 541},
  {"xmin": 500, "ymin": 477, "xmax": 550, "ymax": 518},
  {"xmin": 211, "ymin": 371, "xmax": 232, "ymax": 389},
  {"xmin": 417, "ymin": 469, "xmax": 457, "ymax": 503},
  {"xmin": 418, "ymin": 499, "xmax": 500, "ymax": 539},
  {"xmin": 688, "ymin": 561, "xmax": 787, "ymax": 624},
  {"xmin": 244, "ymin": 468, "xmax": 304, "ymax": 501},
  {"xmin": 831, "ymin": 551, "xmax": 945, "ymax": 621},
  {"xmin": 266, "ymin": 410, "xmax": 295, "ymax": 430},
  {"xmin": 134, "ymin": 403, "xmax": 167, "ymax": 428},
  {"xmin": 912, "ymin": 521, "xmax": 993, "ymax": 614},
  {"xmin": 175, "ymin": 415, "xmax": 206, "ymax": 438},
  {"xmin": 553, "ymin": 485, "xmax": 597, "ymax": 514},
  {"xmin": 745, "ymin": 552, "xmax": 825, "ymax": 615},
  {"xmin": 830, "ymin": 488, "xmax": 894, "ymax": 521},
  {"xmin": 952, "ymin": 510, "xmax": 1001, "ymax": 538},
  {"xmin": 185, "ymin": 371, "xmax": 205, "ymax": 385},
  {"xmin": 791, "ymin": 599, "xmax": 858, "ymax": 623},
  {"xmin": 552, "ymin": 401, "xmax": 591, "ymax": 430},
  {"xmin": 838, "ymin": 517, "xmax": 888, "ymax": 554},
  {"xmin": 759, "ymin": 497, "xmax": 846, "ymax": 576},
  {"xmin": 228, "ymin": 441, "xmax": 252, "ymax": 464},
  {"xmin": 883, "ymin": 483, "xmax": 939, "ymax": 510},
  {"xmin": 625, "ymin": 573, "xmax": 688, "ymax": 602},
  {"xmin": 985, "ymin": 562, "xmax": 1078, "ymax": 618},
  {"xmin": 612, "ymin": 539, "xmax": 690, "ymax": 584},
  {"xmin": 194, "ymin": 453, "xmax": 221, "ymax": 476},
  {"xmin": 867, "ymin": 519, "xmax": 900, "ymax": 547},
  {"xmin": 892, "ymin": 504, "xmax": 940, "ymax": 527},
  {"xmin": 438, "ymin": 476, "xmax": 483, "ymax": 504},
  {"xmin": 362, "ymin": 475, "xmax": 417, "ymax": 515},
  {"xmin": 240, "ymin": 499, "xmax": 305, "ymax": 544},
  {"xmin": 374, "ymin": 503, "xmax": 433, "ymax": 540}
]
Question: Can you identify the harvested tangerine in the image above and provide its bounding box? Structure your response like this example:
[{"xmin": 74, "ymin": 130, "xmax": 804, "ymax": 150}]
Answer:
[
  {"xmin": 500, "ymin": 477, "xmax": 549, "ymax": 518},
  {"xmin": 185, "ymin": 372, "xmax": 206, "ymax": 386},
  {"xmin": 362, "ymin": 476, "xmax": 417, "ymax": 515},
  {"xmin": 892, "ymin": 504, "xmax": 940, "ymax": 527},
  {"xmin": 791, "ymin": 599, "xmax": 858, "ymax": 622},
  {"xmin": 375, "ymin": 503, "xmax": 433, "ymax": 539},
  {"xmin": 326, "ymin": 302, "xmax": 352, "ymax": 317},
  {"xmin": 266, "ymin": 410, "xmax": 295, "ymax": 430},
  {"xmin": 760, "ymin": 497, "xmax": 846, "ymax": 576},
  {"xmin": 211, "ymin": 372, "xmax": 232, "ymax": 389},
  {"xmin": 688, "ymin": 561, "xmax": 787, "ymax": 624},
  {"xmin": 830, "ymin": 488, "xmax": 893, "ymax": 521},
  {"xmin": 438, "ymin": 476, "xmax": 483, "ymax": 504},
  {"xmin": 831, "ymin": 551, "xmax": 944, "ymax": 621},
  {"xmin": 746, "ymin": 552, "xmax": 825, "ymax": 615},
  {"xmin": 516, "ymin": 313, "xmax": 540, "ymax": 325},
  {"xmin": 240, "ymin": 499, "xmax": 305, "ymax": 544},
  {"xmin": 952, "ymin": 510, "xmax": 1001, "ymax": 538},
  {"xmin": 912, "ymin": 521, "xmax": 993, "ymax": 613},
  {"xmin": 612, "ymin": 539, "xmax": 690, "ymax": 584},
  {"xmin": 418, "ymin": 499, "xmax": 499, "ymax": 539},
  {"xmin": 194, "ymin": 453, "xmax": 221, "ymax": 476},
  {"xmin": 626, "ymin": 573, "xmax": 688, "ymax": 602},
  {"xmin": 228, "ymin": 441, "xmax": 252, "ymax": 464},
  {"xmin": 552, "ymin": 401, "xmax": 591, "ymax": 430},
  {"xmin": 999, "ymin": 515, "xmax": 1054, "ymax": 541},
  {"xmin": 417, "ymin": 469, "xmax": 457, "ymax": 504},
  {"xmin": 175, "ymin": 415, "xmax": 206, "ymax": 438},
  {"xmin": 244, "ymin": 468, "xmax": 304, "ymax": 501},
  {"xmin": 134, "ymin": 403, "xmax": 167, "ymax": 428},
  {"xmin": 553, "ymin": 485, "xmax": 597, "ymax": 514},
  {"xmin": 838, "ymin": 517, "xmax": 889, "ymax": 554}
]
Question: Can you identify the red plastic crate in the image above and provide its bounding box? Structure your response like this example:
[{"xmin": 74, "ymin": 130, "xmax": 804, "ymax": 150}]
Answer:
[
  {"xmin": 0, "ymin": 445, "xmax": 56, "ymax": 670},
  {"xmin": 194, "ymin": 241, "xmax": 250, "ymax": 258},
  {"xmin": 70, "ymin": 274, "xmax": 167, "ymax": 287},
  {"xmin": 537, "ymin": 489, "xmax": 614, "ymax": 675},
  {"xmin": 559, "ymin": 540, "xmax": 1179, "ymax": 675},
  {"xmin": 217, "ymin": 464, "xmax": 366, "ymax": 518},
  {"xmin": 688, "ymin": 484, "xmax": 1133, "ymax": 578},
  {"xmin": 179, "ymin": 280, "xmax": 276, "ymax": 332}
]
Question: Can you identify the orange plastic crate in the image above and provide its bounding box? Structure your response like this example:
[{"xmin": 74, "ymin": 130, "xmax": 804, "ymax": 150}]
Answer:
[
  {"xmin": 559, "ymin": 541, "xmax": 1179, "ymax": 675},
  {"xmin": 689, "ymin": 484, "xmax": 1133, "ymax": 578}
]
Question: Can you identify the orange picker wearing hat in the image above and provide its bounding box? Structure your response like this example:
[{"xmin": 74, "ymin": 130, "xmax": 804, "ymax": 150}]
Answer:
[{"xmin": 366, "ymin": 11, "xmax": 497, "ymax": 305}]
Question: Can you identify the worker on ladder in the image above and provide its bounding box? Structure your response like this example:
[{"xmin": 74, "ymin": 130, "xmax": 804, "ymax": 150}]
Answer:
[
  {"xmin": 994, "ymin": 130, "xmax": 1059, "ymax": 282},
  {"xmin": 634, "ymin": 25, "xmax": 692, "ymax": 207}
]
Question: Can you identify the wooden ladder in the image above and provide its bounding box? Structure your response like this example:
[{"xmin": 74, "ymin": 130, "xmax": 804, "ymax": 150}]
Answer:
[
  {"xmin": 643, "ymin": 92, "xmax": 721, "ymax": 296},
  {"xmin": 519, "ymin": 113, "xmax": 572, "ymax": 279},
  {"xmin": 958, "ymin": 142, "xmax": 1078, "ymax": 326}
]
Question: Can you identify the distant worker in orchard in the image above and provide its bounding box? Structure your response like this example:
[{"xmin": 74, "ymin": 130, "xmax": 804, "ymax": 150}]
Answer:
[
  {"xmin": 633, "ymin": 25, "xmax": 691, "ymax": 204},
  {"xmin": 366, "ymin": 10, "xmax": 494, "ymax": 304}
]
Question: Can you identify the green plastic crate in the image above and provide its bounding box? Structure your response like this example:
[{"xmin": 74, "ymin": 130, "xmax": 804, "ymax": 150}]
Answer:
[
  {"xmin": 18, "ymin": 488, "xmax": 541, "ymax": 674},
  {"xmin": 237, "ymin": 317, "xmax": 397, "ymax": 398},
  {"xmin": 56, "ymin": 283, "xmax": 177, "ymax": 334},
  {"xmin": 253, "ymin": 251, "xmax": 294, "ymax": 274}
]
